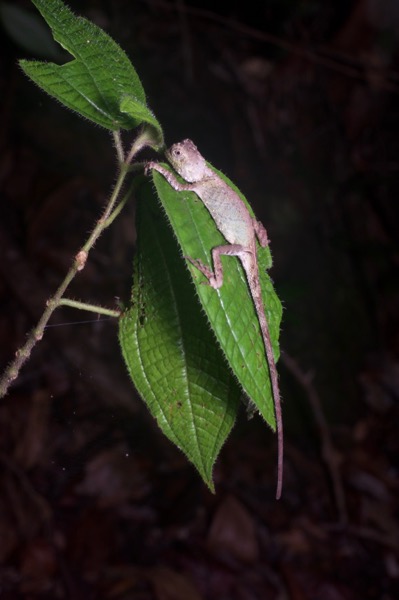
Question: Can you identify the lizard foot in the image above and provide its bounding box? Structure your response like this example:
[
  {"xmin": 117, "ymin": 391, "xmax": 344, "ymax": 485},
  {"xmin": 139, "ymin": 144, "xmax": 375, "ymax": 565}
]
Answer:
[
  {"xmin": 185, "ymin": 257, "xmax": 215, "ymax": 283},
  {"xmin": 144, "ymin": 161, "xmax": 157, "ymax": 176}
]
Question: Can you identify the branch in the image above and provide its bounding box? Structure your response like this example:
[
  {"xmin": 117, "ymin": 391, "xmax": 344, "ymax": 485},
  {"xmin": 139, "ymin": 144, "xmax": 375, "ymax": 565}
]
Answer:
[
  {"xmin": 0, "ymin": 131, "xmax": 145, "ymax": 398},
  {"xmin": 281, "ymin": 352, "xmax": 348, "ymax": 523}
]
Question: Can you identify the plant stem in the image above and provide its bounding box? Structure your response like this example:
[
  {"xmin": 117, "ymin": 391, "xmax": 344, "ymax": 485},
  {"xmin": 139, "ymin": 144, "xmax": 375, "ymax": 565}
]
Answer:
[
  {"xmin": 0, "ymin": 253, "xmax": 87, "ymax": 397},
  {"xmin": 113, "ymin": 130, "xmax": 125, "ymax": 163},
  {"xmin": 58, "ymin": 298, "xmax": 121, "ymax": 317},
  {"xmin": 0, "ymin": 130, "xmax": 145, "ymax": 398}
]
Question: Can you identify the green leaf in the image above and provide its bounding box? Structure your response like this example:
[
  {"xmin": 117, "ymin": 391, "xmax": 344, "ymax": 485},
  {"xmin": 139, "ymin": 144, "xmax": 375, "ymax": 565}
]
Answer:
[
  {"xmin": 119, "ymin": 184, "xmax": 241, "ymax": 490},
  {"xmin": 120, "ymin": 95, "xmax": 163, "ymax": 150},
  {"xmin": 19, "ymin": 0, "xmax": 154, "ymax": 131},
  {"xmin": 150, "ymin": 165, "xmax": 283, "ymax": 431}
]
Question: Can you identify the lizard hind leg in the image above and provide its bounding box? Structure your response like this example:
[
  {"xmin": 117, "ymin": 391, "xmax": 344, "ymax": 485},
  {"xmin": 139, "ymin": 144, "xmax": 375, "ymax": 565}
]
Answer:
[
  {"xmin": 185, "ymin": 256, "xmax": 218, "ymax": 288},
  {"xmin": 186, "ymin": 243, "xmax": 247, "ymax": 290},
  {"xmin": 253, "ymin": 219, "xmax": 270, "ymax": 248}
]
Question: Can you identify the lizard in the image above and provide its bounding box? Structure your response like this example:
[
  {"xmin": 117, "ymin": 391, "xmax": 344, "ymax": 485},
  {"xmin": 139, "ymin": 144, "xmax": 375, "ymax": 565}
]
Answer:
[{"xmin": 145, "ymin": 139, "xmax": 283, "ymax": 499}]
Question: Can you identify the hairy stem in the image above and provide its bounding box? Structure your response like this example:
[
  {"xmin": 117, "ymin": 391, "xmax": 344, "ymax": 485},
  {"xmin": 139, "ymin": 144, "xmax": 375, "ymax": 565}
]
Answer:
[
  {"xmin": 58, "ymin": 298, "xmax": 121, "ymax": 317},
  {"xmin": 0, "ymin": 130, "xmax": 145, "ymax": 398}
]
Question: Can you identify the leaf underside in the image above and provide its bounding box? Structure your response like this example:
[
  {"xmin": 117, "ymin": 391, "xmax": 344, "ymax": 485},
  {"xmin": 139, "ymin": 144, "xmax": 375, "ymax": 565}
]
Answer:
[{"xmin": 119, "ymin": 184, "xmax": 241, "ymax": 490}]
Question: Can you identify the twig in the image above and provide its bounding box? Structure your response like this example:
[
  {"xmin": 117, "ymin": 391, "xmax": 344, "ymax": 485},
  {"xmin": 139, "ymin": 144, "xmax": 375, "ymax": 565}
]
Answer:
[
  {"xmin": 281, "ymin": 352, "xmax": 348, "ymax": 523},
  {"xmin": 175, "ymin": 0, "xmax": 194, "ymax": 83},
  {"xmin": 326, "ymin": 523, "xmax": 399, "ymax": 551},
  {"xmin": 144, "ymin": 0, "xmax": 399, "ymax": 94},
  {"xmin": 0, "ymin": 452, "xmax": 51, "ymax": 524},
  {"xmin": 0, "ymin": 129, "xmax": 151, "ymax": 398},
  {"xmin": 58, "ymin": 299, "xmax": 121, "ymax": 317}
]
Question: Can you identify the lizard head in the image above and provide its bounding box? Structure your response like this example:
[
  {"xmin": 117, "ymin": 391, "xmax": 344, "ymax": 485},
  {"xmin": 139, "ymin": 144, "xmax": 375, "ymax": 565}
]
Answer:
[{"xmin": 166, "ymin": 139, "xmax": 208, "ymax": 183}]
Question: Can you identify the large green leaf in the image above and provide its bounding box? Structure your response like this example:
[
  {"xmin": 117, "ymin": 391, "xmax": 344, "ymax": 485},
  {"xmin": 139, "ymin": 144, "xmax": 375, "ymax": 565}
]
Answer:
[
  {"xmin": 149, "ymin": 165, "xmax": 283, "ymax": 430},
  {"xmin": 19, "ymin": 0, "xmax": 163, "ymax": 140},
  {"xmin": 119, "ymin": 184, "xmax": 241, "ymax": 489}
]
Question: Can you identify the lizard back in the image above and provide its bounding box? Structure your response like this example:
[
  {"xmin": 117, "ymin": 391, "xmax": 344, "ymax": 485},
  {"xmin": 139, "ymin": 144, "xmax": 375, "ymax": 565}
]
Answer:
[{"xmin": 194, "ymin": 176, "xmax": 254, "ymax": 247}]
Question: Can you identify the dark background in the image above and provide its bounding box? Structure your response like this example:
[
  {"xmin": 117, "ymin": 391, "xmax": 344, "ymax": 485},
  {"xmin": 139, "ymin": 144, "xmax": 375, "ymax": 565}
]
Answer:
[{"xmin": 1, "ymin": 0, "xmax": 398, "ymax": 598}]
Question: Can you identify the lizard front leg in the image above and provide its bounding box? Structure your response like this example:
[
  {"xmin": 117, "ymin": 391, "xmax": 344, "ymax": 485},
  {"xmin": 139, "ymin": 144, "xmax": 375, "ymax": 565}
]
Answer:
[
  {"xmin": 187, "ymin": 244, "xmax": 249, "ymax": 289},
  {"xmin": 145, "ymin": 162, "xmax": 196, "ymax": 192}
]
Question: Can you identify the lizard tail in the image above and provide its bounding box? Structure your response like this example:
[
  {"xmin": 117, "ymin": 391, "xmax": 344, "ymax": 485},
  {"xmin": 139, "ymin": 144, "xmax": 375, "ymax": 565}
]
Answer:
[{"xmin": 247, "ymin": 264, "xmax": 283, "ymax": 500}]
